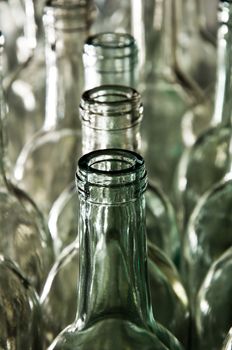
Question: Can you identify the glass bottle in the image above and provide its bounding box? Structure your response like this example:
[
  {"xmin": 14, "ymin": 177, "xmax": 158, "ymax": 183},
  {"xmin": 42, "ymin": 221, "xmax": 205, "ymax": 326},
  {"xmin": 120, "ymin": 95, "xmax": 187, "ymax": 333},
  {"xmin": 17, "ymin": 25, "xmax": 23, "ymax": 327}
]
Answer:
[
  {"xmin": 222, "ymin": 329, "xmax": 232, "ymax": 350},
  {"xmin": 181, "ymin": 153, "xmax": 232, "ymax": 304},
  {"xmin": 0, "ymin": 31, "xmax": 54, "ymax": 293},
  {"xmin": 175, "ymin": 0, "xmax": 232, "ymax": 228},
  {"xmin": 5, "ymin": 0, "xmax": 46, "ymax": 165},
  {"xmin": 174, "ymin": 0, "xmax": 216, "ymax": 91},
  {"xmin": 0, "ymin": 254, "xmax": 43, "ymax": 350},
  {"xmin": 131, "ymin": 0, "xmax": 203, "ymax": 198},
  {"xmin": 43, "ymin": 86, "xmax": 189, "ymax": 348},
  {"xmin": 48, "ymin": 148, "xmax": 183, "ymax": 350},
  {"xmin": 14, "ymin": 0, "xmax": 93, "ymax": 216},
  {"xmin": 194, "ymin": 247, "xmax": 232, "ymax": 350},
  {"xmin": 49, "ymin": 33, "xmax": 179, "ymax": 263}
]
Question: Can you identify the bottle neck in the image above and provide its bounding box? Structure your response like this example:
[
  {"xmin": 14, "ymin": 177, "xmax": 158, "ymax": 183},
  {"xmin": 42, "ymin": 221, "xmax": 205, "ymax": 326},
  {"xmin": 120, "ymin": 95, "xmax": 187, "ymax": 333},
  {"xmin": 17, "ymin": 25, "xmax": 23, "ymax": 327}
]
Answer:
[
  {"xmin": 0, "ymin": 35, "xmax": 8, "ymax": 188},
  {"xmin": 211, "ymin": 2, "xmax": 232, "ymax": 126},
  {"xmin": 43, "ymin": 3, "xmax": 91, "ymax": 130},
  {"xmin": 80, "ymin": 86, "xmax": 143, "ymax": 155},
  {"xmin": 75, "ymin": 150, "xmax": 154, "ymax": 331},
  {"xmin": 131, "ymin": 0, "xmax": 176, "ymax": 79},
  {"xmin": 83, "ymin": 33, "xmax": 138, "ymax": 90}
]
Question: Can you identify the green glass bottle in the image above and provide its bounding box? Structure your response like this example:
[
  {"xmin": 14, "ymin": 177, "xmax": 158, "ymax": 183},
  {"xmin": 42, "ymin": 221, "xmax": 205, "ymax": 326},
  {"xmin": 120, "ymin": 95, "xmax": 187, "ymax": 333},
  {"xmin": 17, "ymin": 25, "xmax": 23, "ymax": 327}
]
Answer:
[
  {"xmin": 175, "ymin": 0, "xmax": 232, "ymax": 228},
  {"xmin": 194, "ymin": 247, "xmax": 232, "ymax": 349},
  {"xmin": 174, "ymin": 0, "xmax": 216, "ymax": 91},
  {"xmin": 0, "ymin": 254, "xmax": 43, "ymax": 350},
  {"xmin": 14, "ymin": 0, "xmax": 93, "ymax": 216},
  {"xmin": 42, "ymin": 86, "xmax": 189, "ymax": 348},
  {"xmin": 0, "ymin": 31, "xmax": 54, "ymax": 293},
  {"xmin": 48, "ymin": 149, "xmax": 183, "ymax": 350},
  {"xmin": 131, "ymin": 0, "xmax": 203, "ymax": 198}
]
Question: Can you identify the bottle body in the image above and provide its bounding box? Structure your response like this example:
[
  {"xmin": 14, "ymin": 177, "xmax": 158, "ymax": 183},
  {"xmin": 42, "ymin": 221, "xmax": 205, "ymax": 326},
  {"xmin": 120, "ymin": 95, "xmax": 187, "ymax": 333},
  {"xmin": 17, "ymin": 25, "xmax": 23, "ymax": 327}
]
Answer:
[{"xmin": 195, "ymin": 248, "xmax": 232, "ymax": 350}]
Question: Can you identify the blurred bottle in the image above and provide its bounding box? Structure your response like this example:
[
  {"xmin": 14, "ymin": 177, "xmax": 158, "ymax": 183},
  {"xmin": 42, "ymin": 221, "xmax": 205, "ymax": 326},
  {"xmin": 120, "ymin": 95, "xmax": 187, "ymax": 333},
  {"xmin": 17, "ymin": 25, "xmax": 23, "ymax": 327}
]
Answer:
[
  {"xmin": 42, "ymin": 88, "xmax": 189, "ymax": 347},
  {"xmin": 14, "ymin": 0, "xmax": 94, "ymax": 216},
  {"xmin": 131, "ymin": 0, "xmax": 203, "ymax": 198},
  {"xmin": 49, "ymin": 33, "xmax": 180, "ymax": 265},
  {"xmin": 199, "ymin": 0, "xmax": 218, "ymax": 45},
  {"xmin": 194, "ymin": 247, "xmax": 232, "ymax": 350},
  {"xmin": 0, "ymin": 31, "xmax": 54, "ymax": 293},
  {"xmin": 92, "ymin": 0, "xmax": 131, "ymax": 34},
  {"xmin": 47, "ymin": 149, "xmax": 183, "ymax": 350},
  {"xmin": 5, "ymin": 0, "xmax": 46, "ymax": 165},
  {"xmin": 174, "ymin": 0, "xmax": 216, "ymax": 91},
  {"xmin": 175, "ymin": 0, "xmax": 232, "ymax": 228},
  {"xmin": 0, "ymin": 254, "xmax": 43, "ymax": 350},
  {"xmin": 0, "ymin": 0, "xmax": 25, "ymax": 74}
]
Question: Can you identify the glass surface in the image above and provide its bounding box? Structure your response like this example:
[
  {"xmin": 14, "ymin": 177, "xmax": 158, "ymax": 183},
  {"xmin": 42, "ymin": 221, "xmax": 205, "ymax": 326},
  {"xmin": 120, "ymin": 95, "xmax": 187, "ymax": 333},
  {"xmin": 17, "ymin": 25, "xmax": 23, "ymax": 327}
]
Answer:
[
  {"xmin": 194, "ymin": 248, "xmax": 232, "ymax": 350},
  {"xmin": 182, "ymin": 175, "xmax": 232, "ymax": 308},
  {"xmin": 174, "ymin": 0, "xmax": 232, "ymax": 227},
  {"xmin": 13, "ymin": 0, "xmax": 91, "ymax": 216},
  {"xmin": 222, "ymin": 329, "xmax": 232, "ymax": 350},
  {"xmin": 0, "ymin": 255, "xmax": 43, "ymax": 350},
  {"xmin": 47, "ymin": 149, "xmax": 183, "ymax": 350},
  {"xmin": 0, "ymin": 31, "xmax": 54, "ymax": 293},
  {"xmin": 131, "ymin": 0, "xmax": 201, "ymax": 197},
  {"xmin": 175, "ymin": 0, "xmax": 216, "ymax": 91}
]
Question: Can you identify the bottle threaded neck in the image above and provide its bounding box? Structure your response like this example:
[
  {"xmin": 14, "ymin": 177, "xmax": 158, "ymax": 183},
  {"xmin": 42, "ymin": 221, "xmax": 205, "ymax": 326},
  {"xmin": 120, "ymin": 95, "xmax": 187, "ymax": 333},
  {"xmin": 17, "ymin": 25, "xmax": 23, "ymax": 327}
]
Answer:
[
  {"xmin": 43, "ymin": 0, "xmax": 94, "ymax": 31},
  {"xmin": 80, "ymin": 85, "xmax": 143, "ymax": 130},
  {"xmin": 219, "ymin": 0, "xmax": 232, "ymax": 26},
  {"xmin": 76, "ymin": 149, "xmax": 147, "ymax": 203},
  {"xmin": 83, "ymin": 32, "xmax": 138, "ymax": 73}
]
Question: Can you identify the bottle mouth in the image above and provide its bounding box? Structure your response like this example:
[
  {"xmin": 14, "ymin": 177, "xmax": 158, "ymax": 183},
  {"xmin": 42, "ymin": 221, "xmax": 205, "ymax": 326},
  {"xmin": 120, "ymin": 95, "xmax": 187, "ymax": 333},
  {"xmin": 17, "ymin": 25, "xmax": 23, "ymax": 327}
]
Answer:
[
  {"xmin": 44, "ymin": 0, "xmax": 94, "ymax": 31},
  {"xmin": 76, "ymin": 149, "xmax": 147, "ymax": 203},
  {"xmin": 80, "ymin": 85, "xmax": 143, "ymax": 130},
  {"xmin": 83, "ymin": 32, "xmax": 138, "ymax": 72}
]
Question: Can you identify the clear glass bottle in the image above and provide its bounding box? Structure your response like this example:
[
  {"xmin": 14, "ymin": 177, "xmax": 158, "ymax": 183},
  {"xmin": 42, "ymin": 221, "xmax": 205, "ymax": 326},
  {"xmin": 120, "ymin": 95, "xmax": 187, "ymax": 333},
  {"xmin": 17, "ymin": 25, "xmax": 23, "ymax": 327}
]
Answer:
[
  {"xmin": 181, "ymin": 154, "xmax": 232, "ymax": 304},
  {"xmin": 43, "ymin": 86, "xmax": 189, "ymax": 348},
  {"xmin": 49, "ymin": 33, "xmax": 180, "ymax": 264},
  {"xmin": 194, "ymin": 247, "xmax": 232, "ymax": 350},
  {"xmin": 0, "ymin": 254, "xmax": 43, "ymax": 350},
  {"xmin": 175, "ymin": 0, "xmax": 232, "ymax": 228},
  {"xmin": 5, "ymin": 0, "xmax": 46, "ymax": 165},
  {"xmin": 48, "ymin": 148, "xmax": 183, "ymax": 350},
  {"xmin": 222, "ymin": 328, "xmax": 232, "ymax": 350},
  {"xmin": 0, "ymin": 31, "xmax": 54, "ymax": 293},
  {"xmin": 174, "ymin": 0, "xmax": 216, "ymax": 91},
  {"xmin": 14, "ymin": 0, "xmax": 93, "ymax": 216},
  {"xmin": 131, "ymin": 0, "xmax": 203, "ymax": 197}
]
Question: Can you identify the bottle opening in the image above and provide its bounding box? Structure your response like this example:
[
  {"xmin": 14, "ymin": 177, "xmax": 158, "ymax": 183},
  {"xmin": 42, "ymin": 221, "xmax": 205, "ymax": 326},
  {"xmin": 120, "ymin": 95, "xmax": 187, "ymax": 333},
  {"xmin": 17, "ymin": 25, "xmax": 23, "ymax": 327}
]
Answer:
[
  {"xmin": 88, "ymin": 32, "xmax": 135, "ymax": 50},
  {"xmin": 80, "ymin": 85, "xmax": 143, "ymax": 130},
  {"xmin": 76, "ymin": 149, "xmax": 147, "ymax": 203}
]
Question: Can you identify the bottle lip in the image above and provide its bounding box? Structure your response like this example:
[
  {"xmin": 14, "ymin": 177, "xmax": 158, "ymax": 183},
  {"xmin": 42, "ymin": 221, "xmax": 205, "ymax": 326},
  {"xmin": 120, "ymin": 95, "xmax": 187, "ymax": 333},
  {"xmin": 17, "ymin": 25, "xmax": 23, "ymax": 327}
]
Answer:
[
  {"xmin": 83, "ymin": 32, "xmax": 138, "ymax": 71},
  {"xmin": 76, "ymin": 149, "xmax": 147, "ymax": 202},
  {"xmin": 43, "ymin": 0, "xmax": 94, "ymax": 31},
  {"xmin": 80, "ymin": 85, "xmax": 143, "ymax": 130},
  {"xmin": 219, "ymin": 0, "xmax": 232, "ymax": 26}
]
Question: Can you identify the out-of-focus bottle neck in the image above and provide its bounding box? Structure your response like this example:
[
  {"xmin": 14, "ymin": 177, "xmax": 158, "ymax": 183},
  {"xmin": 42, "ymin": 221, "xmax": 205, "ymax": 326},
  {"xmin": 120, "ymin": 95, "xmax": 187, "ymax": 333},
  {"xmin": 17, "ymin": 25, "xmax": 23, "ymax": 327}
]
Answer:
[
  {"xmin": 211, "ymin": 0, "xmax": 232, "ymax": 126},
  {"xmin": 83, "ymin": 32, "xmax": 138, "ymax": 90},
  {"xmin": 43, "ymin": 0, "xmax": 94, "ymax": 130},
  {"xmin": 80, "ymin": 85, "xmax": 143, "ymax": 155}
]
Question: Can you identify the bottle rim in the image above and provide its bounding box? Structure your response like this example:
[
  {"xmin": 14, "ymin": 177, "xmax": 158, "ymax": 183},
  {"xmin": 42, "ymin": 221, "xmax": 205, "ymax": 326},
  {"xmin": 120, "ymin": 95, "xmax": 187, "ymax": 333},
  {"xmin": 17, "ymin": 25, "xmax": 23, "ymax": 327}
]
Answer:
[
  {"xmin": 80, "ymin": 85, "xmax": 143, "ymax": 130},
  {"xmin": 76, "ymin": 149, "xmax": 147, "ymax": 202}
]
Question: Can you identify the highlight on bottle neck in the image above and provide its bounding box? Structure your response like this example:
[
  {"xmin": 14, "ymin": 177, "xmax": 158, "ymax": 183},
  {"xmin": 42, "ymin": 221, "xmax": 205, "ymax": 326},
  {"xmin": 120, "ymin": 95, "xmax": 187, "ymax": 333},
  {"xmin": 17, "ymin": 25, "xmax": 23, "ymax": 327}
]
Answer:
[
  {"xmin": 83, "ymin": 32, "xmax": 138, "ymax": 73},
  {"xmin": 43, "ymin": 0, "xmax": 94, "ymax": 32},
  {"xmin": 76, "ymin": 149, "xmax": 147, "ymax": 204},
  {"xmin": 80, "ymin": 85, "xmax": 143, "ymax": 130},
  {"xmin": 0, "ymin": 31, "xmax": 4, "ymax": 69},
  {"xmin": 218, "ymin": 0, "xmax": 232, "ymax": 26}
]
